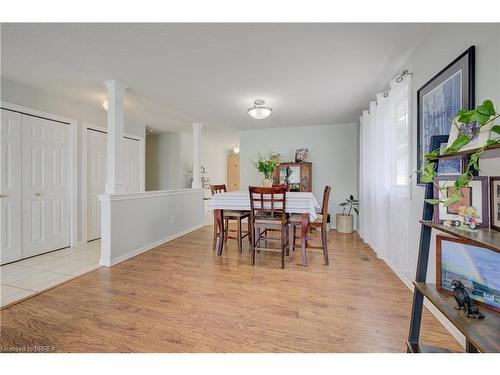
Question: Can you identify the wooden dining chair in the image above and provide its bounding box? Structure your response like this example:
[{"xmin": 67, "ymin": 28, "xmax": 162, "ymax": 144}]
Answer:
[
  {"xmin": 272, "ymin": 183, "xmax": 291, "ymax": 192},
  {"xmin": 289, "ymin": 185, "xmax": 331, "ymax": 265},
  {"xmin": 248, "ymin": 186, "xmax": 289, "ymax": 269},
  {"xmin": 210, "ymin": 184, "xmax": 250, "ymax": 253}
]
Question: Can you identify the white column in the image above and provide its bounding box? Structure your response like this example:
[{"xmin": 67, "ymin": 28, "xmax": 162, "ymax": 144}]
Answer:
[
  {"xmin": 192, "ymin": 122, "xmax": 203, "ymax": 189},
  {"xmin": 103, "ymin": 80, "xmax": 128, "ymax": 194}
]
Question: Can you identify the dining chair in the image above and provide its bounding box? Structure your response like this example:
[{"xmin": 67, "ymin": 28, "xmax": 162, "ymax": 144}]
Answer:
[
  {"xmin": 210, "ymin": 184, "xmax": 250, "ymax": 253},
  {"xmin": 248, "ymin": 186, "xmax": 289, "ymax": 269},
  {"xmin": 272, "ymin": 183, "xmax": 291, "ymax": 191},
  {"xmin": 289, "ymin": 185, "xmax": 331, "ymax": 265}
]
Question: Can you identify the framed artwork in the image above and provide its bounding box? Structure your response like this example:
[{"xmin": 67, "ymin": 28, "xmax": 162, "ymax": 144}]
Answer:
[
  {"xmin": 490, "ymin": 177, "xmax": 500, "ymax": 232},
  {"xmin": 447, "ymin": 118, "xmax": 493, "ymax": 152},
  {"xmin": 433, "ymin": 175, "xmax": 489, "ymax": 227},
  {"xmin": 417, "ymin": 46, "xmax": 475, "ymax": 185},
  {"xmin": 429, "ymin": 135, "xmax": 462, "ymax": 176},
  {"xmin": 436, "ymin": 235, "xmax": 500, "ymax": 312},
  {"xmin": 295, "ymin": 148, "xmax": 308, "ymax": 163}
]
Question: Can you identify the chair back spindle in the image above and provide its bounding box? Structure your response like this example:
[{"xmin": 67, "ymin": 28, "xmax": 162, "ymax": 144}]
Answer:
[{"xmin": 210, "ymin": 184, "xmax": 227, "ymax": 195}]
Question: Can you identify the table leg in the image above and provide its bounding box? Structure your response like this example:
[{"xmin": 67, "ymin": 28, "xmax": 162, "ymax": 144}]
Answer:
[
  {"xmin": 300, "ymin": 213, "xmax": 309, "ymax": 266},
  {"xmin": 215, "ymin": 209, "xmax": 224, "ymax": 256}
]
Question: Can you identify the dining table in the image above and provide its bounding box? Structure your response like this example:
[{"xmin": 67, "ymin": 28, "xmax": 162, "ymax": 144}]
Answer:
[{"xmin": 208, "ymin": 190, "xmax": 320, "ymax": 266}]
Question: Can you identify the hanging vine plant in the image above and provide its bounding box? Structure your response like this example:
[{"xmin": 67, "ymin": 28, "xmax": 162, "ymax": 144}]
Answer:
[{"xmin": 418, "ymin": 99, "xmax": 500, "ymax": 206}]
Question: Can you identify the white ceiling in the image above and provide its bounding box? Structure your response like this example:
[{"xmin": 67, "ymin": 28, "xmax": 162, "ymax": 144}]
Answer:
[{"xmin": 1, "ymin": 23, "xmax": 433, "ymax": 131}]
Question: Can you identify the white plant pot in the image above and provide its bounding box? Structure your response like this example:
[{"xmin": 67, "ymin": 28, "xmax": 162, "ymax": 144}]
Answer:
[
  {"xmin": 262, "ymin": 178, "xmax": 273, "ymax": 187},
  {"xmin": 336, "ymin": 214, "xmax": 354, "ymax": 233}
]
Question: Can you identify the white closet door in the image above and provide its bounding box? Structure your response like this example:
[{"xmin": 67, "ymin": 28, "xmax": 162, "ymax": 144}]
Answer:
[
  {"xmin": 0, "ymin": 109, "xmax": 23, "ymax": 264},
  {"xmin": 22, "ymin": 115, "xmax": 70, "ymax": 257},
  {"xmin": 87, "ymin": 130, "xmax": 106, "ymax": 241},
  {"xmin": 124, "ymin": 137, "xmax": 140, "ymax": 193}
]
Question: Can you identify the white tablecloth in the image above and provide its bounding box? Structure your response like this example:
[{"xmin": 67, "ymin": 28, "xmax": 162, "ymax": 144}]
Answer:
[{"xmin": 208, "ymin": 191, "xmax": 320, "ymax": 221}]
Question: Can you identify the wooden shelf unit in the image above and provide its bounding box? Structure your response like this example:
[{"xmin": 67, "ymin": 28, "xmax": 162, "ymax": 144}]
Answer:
[
  {"xmin": 420, "ymin": 221, "xmax": 500, "ymax": 253},
  {"xmin": 426, "ymin": 143, "xmax": 500, "ymax": 161},
  {"xmin": 406, "ymin": 342, "xmax": 454, "ymax": 353},
  {"xmin": 413, "ymin": 283, "xmax": 500, "ymax": 353},
  {"xmin": 407, "ymin": 142, "xmax": 500, "ymax": 353}
]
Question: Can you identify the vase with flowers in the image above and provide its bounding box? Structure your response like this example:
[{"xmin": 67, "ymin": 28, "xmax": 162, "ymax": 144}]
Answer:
[{"xmin": 253, "ymin": 152, "xmax": 280, "ymax": 187}]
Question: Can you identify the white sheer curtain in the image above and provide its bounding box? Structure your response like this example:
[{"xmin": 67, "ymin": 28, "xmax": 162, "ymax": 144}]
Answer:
[{"xmin": 359, "ymin": 74, "xmax": 412, "ymax": 276}]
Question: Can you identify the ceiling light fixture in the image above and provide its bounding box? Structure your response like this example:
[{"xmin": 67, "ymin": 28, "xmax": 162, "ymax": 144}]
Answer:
[
  {"xmin": 233, "ymin": 145, "xmax": 240, "ymax": 154},
  {"xmin": 247, "ymin": 99, "xmax": 272, "ymax": 120},
  {"xmin": 102, "ymin": 99, "xmax": 108, "ymax": 110}
]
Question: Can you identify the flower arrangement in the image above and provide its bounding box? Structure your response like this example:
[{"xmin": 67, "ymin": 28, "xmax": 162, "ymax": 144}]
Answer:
[{"xmin": 253, "ymin": 152, "xmax": 280, "ymax": 182}]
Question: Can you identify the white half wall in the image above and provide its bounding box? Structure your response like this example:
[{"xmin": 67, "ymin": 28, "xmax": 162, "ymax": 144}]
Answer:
[
  {"xmin": 239, "ymin": 123, "xmax": 359, "ymax": 225},
  {"xmin": 99, "ymin": 189, "xmax": 204, "ymax": 267}
]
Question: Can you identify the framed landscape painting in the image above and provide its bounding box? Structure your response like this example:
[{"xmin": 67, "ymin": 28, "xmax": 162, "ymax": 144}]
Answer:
[
  {"xmin": 436, "ymin": 235, "xmax": 500, "ymax": 312},
  {"xmin": 417, "ymin": 46, "xmax": 475, "ymax": 185}
]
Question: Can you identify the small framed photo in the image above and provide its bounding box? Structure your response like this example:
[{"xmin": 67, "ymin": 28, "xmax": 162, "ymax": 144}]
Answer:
[
  {"xmin": 436, "ymin": 235, "xmax": 500, "ymax": 312},
  {"xmin": 433, "ymin": 175, "xmax": 489, "ymax": 227},
  {"xmin": 447, "ymin": 118, "xmax": 493, "ymax": 152},
  {"xmin": 429, "ymin": 135, "xmax": 462, "ymax": 175},
  {"xmin": 295, "ymin": 148, "xmax": 308, "ymax": 163},
  {"xmin": 490, "ymin": 176, "xmax": 500, "ymax": 232}
]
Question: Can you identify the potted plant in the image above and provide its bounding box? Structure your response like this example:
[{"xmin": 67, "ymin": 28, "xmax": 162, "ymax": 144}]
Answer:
[
  {"xmin": 336, "ymin": 195, "xmax": 359, "ymax": 233},
  {"xmin": 253, "ymin": 153, "xmax": 279, "ymax": 187}
]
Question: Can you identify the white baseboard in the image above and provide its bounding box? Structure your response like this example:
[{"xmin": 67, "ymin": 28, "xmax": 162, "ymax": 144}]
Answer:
[
  {"xmin": 382, "ymin": 256, "xmax": 466, "ymax": 349},
  {"xmin": 100, "ymin": 223, "xmax": 205, "ymax": 267}
]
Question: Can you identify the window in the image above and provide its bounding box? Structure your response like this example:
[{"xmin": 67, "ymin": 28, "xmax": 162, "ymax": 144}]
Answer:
[{"xmin": 392, "ymin": 79, "xmax": 411, "ymax": 197}]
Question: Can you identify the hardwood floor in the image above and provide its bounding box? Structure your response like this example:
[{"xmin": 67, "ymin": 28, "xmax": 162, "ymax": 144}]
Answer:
[{"xmin": 0, "ymin": 226, "xmax": 462, "ymax": 352}]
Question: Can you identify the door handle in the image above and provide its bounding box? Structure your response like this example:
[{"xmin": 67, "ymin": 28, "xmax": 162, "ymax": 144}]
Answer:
[{"xmin": 0, "ymin": 193, "xmax": 7, "ymax": 198}]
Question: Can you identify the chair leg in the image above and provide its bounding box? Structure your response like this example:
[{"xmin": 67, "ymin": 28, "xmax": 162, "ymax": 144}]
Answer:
[
  {"xmin": 247, "ymin": 218, "xmax": 252, "ymax": 244},
  {"xmin": 289, "ymin": 224, "xmax": 295, "ymax": 260},
  {"xmin": 237, "ymin": 218, "xmax": 242, "ymax": 253},
  {"xmin": 224, "ymin": 218, "xmax": 229, "ymax": 243},
  {"xmin": 280, "ymin": 227, "xmax": 285, "ymax": 269},
  {"xmin": 212, "ymin": 216, "xmax": 217, "ymax": 250},
  {"xmin": 321, "ymin": 227, "xmax": 329, "ymax": 265}
]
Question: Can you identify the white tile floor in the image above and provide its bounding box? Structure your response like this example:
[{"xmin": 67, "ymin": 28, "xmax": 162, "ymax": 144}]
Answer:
[{"xmin": 0, "ymin": 240, "xmax": 101, "ymax": 308}]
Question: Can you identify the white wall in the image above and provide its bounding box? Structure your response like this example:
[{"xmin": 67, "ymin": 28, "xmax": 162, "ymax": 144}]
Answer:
[
  {"xmin": 146, "ymin": 128, "xmax": 239, "ymax": 191},
  {"xmin": 1, "ymin": 77, "xmax": 146, "ymax": 137},
  {"xmin": 239, "ymin": 123, "xmax": 359, "ymax": 222},
  {"xmin": 99, "ymin": 189, "xmax": 204, "ymax": 266}
]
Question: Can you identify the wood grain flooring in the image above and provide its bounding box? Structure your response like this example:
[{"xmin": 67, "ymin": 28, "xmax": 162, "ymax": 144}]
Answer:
[{"xmin": 0, "ymin": 226, "xmax": 462, "ymax": 352}]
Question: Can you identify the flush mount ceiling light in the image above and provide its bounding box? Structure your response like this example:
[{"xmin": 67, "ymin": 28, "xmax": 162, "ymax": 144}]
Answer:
[
  {"xmin": 102, "ymin": 99, "xmax": 108, "ymax": 110},
  {"xmin": 247, "ymin": 99, "xmax": 272, "ymax": 120}
]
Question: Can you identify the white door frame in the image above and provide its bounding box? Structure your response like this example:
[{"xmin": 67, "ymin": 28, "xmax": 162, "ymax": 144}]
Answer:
[
  {"xmin": 81, "ymin": 122, "xmax": 145, "ymax": 243},
  {"xmin": 0, "ymin": 101, "xmax": 79, "ymax": 248}
]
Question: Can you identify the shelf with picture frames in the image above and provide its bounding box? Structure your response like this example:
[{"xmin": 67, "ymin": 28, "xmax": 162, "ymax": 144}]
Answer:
[
  {"xmin": 420, "ymin": 220, "xmax": 500, "ymax": 253},
  {"xmin": 426, "ymin": 143, "xmax": 500, "ymax": 161},
  {"xmin": 407, "ymin": 143, "xmax": 500, "ymax": 353}
]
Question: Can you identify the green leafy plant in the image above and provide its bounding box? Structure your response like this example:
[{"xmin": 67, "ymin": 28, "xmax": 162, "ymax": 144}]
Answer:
[
  {"xmin": 339, "ymin": 195, "xmax": 359, "ymax": 216},
  {"xmin": 253, "ymin": 152, "xmax": 280, "ymax": 180},
  {"xmin": 418, "ymin": 99, "xmax": 500, "ymax": 206}
]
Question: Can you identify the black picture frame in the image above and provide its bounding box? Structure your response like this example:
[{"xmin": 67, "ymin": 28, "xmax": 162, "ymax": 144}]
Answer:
[{"xmin": 417, "ymin": 46, "xmax": 475, "ymax": 185}]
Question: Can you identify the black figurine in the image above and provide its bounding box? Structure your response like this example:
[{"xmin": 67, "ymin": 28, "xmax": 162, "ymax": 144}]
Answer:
[{"xmin": 451, "ymin": 280, "xmax": 485, "ymax": 319}]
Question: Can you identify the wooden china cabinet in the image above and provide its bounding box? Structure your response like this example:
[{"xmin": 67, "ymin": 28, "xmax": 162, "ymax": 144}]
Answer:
[{"xmin": 272, "ymin": 162, "xmax": 312, "ymax": 192}]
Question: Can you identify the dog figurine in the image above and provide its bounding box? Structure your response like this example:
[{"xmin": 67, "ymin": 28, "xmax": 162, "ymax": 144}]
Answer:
[{"xmin": 451, "ymin": 280, "xmax": 485, "ymax": 319}]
